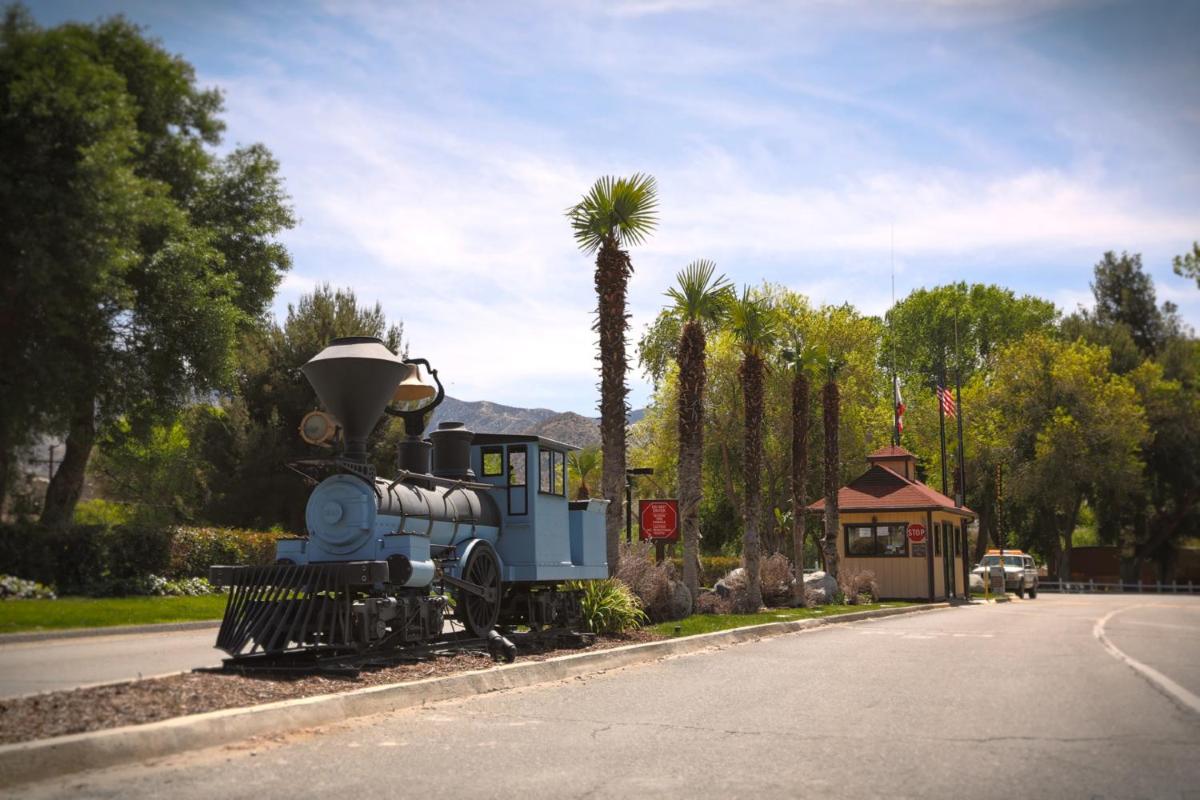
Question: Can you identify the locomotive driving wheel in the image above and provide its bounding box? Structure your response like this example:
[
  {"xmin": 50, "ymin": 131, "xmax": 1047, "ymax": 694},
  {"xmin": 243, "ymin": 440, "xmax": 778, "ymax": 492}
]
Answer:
[{"xmin": 456, "ymin": 544, "xmax": 502, "ymax": 638}]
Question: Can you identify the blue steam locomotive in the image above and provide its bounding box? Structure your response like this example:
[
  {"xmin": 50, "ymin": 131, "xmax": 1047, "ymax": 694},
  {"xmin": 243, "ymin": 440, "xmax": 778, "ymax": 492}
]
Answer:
[{"xmin": 211, "ymin": 336, "xmax": 607, "ymax": 660}]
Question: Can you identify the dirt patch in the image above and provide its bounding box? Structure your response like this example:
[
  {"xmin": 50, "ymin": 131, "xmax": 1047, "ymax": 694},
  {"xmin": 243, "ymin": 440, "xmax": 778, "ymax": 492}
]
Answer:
[{"xmin": 0, "ymin": 630, "xmax": 664, "ymax": 746}]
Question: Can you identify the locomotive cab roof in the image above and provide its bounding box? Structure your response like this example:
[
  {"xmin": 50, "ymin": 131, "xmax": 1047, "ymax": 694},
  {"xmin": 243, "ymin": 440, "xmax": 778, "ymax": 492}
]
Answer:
[{"xmin": 469, "ymin": 432, "xmax": 580, "ymax": 452}]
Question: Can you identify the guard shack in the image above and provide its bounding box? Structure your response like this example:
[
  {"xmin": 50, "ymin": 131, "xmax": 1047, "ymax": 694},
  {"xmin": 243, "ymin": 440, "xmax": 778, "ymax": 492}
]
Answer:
[{"xmin": 808, "ymin": 446, "xmax": 974, "ymax": 601}]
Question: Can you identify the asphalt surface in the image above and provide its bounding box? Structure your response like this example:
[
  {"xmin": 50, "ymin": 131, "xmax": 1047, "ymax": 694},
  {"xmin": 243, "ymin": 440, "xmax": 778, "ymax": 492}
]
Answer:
[
  {"xmin": 0, "ymin": 629, "xmax": 224, "ymax": 697},
  {"xmin": 9, "ymin": 595, "xmax": 1200, "ymax": 799}
]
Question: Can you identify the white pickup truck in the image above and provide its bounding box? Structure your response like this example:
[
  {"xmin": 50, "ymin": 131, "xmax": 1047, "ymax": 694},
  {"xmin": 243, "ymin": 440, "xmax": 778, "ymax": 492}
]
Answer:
[{"xmin": 972, "ymin": 551, "xmax": 1039, "ymax": 598}]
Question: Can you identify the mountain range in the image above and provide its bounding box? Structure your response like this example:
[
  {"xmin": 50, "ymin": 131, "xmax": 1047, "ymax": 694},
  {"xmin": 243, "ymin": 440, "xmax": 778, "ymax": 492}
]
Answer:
[{"xmin": 428, "ymin": 397, "xmax": 645, "ymax": 449}]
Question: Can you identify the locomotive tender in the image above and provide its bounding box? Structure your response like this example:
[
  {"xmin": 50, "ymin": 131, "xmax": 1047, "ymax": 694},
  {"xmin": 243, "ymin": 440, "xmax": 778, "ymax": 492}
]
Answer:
[{"xmin": 210, "ymin": 336, "xmax": 608, "ymax": 660}]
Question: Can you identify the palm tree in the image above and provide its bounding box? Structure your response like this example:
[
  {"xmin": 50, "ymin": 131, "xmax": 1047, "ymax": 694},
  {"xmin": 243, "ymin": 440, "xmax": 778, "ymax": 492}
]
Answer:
[
  {"xmin": 729, "ymin": 287, "xmax": 778, "ymax": 611},
  {"xmin": 666, "ymin": 259, "xmax": 732, "ymax": 601},
  {"xmin": 821, "ymin": 357, "xmax": 845, "ymax": 580},
  {"xmin": 782, "ymin": 342, "xmax": 819, "ymax": 603},
  {"xmin": 567, "ymin": 174, "xmax": 659, "ymax": 570},
  {"xmin": 568, "ymin": 446, "xmax": 601, "ymax": 500}
]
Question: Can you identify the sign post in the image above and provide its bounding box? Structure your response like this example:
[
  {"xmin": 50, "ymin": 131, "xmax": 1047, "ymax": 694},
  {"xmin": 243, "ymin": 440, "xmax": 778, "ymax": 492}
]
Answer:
[
  {"xmin": 638, "ymin": 499, "xmax": 679, "ymax": 563},
  {"xmin": 907, "ymin": 522, "xmax": 927, "ymax": 557}
]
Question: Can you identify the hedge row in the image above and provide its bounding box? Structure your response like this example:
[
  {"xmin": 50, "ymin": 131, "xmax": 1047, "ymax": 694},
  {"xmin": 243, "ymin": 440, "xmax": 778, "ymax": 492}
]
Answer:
[
  {"xmin": 669, "ymin": 555, "xmax": 742, "ymax": 588},
  {"xmin": 0, "ymin": 523, "xmax": 286, "ymax": 596}
]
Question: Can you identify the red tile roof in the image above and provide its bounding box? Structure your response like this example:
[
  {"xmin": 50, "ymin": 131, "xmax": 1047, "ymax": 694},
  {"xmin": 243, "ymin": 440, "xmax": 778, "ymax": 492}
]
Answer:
[{"xmin": 807, "ymin": 464, "xmax": 975, "ymax": 517}]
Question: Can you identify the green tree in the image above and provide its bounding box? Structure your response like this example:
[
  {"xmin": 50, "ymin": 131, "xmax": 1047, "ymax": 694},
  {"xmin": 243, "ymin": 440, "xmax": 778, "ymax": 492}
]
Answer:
[
  {"xmin": 1173, "ymin": 242, "xmax": 1200, "ymax": 289},
  {"xmin": 782, "ymin": 343, "xmax": 820, "ymax": 597},
  {"xmin": 568, "ymin": 446, "xmax": 601, "ymax": 500},
  {"xmin": 90, "ymin": 405, "xmax": 225, "ymax": 526},
  {"xmin": 212, "ymin": 284, "xmax": 404, "ymax": 530},
  {"xmin": 666, "ymin": 259, "xmax": 732, "ymax": 601},
  {"xmin": 729, "ymin": 287, "xmax": 778, "ymax": 610},
  {"xmin": 885, "ymin": 283, "xmax": 1057, "ymax": 387},
  {"xmin": 0, "ymin": 8, "xmax": 294, "ymax": 525},
  {"xmin": 566, "ymin": 174, "xmax": 659, "ymax": 570},
  {"xmin": 1089, "ymin": 251, "xmax": 1178, "ymax": 356},
  {"xmin": 820, "ymin": 356, "xmax": 844, "ymax": 581},
  {"xmin": 971, "ymin": 334, "xmax": 1147, "ymax": 576}
]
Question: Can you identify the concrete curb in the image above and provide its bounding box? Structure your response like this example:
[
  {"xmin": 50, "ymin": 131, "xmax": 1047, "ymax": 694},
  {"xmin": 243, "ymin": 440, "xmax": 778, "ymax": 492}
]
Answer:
[
  {"xmin": 0, "ymin": 620, "xmax": 221, "ymax": 646},
  {"xmin": 0, "ymin": 602, "xmax": 948, "ymax": 788}
]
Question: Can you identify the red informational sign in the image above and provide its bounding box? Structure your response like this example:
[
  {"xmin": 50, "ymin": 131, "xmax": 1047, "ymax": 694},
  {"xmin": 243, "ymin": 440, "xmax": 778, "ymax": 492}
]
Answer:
[
  {"xmin": 907, "ymin": 523, "xmax": 927, "ymax": 544},
  {"xmin": 638, "ymin": 499, "xmax": 679, "ymax": 542}
]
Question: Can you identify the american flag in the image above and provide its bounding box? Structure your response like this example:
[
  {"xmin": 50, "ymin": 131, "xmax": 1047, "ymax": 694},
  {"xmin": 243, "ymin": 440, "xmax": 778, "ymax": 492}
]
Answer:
[
  {"xmin": 937, "ymin": 385, "xmax": 957, "ymax": 418},
  {"xmin": 894, "ymin": 375, "xmax": 906, "ymax": 434}
]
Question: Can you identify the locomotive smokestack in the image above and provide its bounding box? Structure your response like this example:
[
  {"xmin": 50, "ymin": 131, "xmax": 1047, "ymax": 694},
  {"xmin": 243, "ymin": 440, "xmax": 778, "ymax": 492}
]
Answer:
[{"xmin": 301, "ymin": 336, "xmax": 407, "ymax": 462}]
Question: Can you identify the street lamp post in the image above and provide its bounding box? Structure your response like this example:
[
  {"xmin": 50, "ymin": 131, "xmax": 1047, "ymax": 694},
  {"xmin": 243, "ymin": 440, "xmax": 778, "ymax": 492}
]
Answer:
[{"xmin": 625, "ymin": 467, "xmax": 654, "ymax": 543}]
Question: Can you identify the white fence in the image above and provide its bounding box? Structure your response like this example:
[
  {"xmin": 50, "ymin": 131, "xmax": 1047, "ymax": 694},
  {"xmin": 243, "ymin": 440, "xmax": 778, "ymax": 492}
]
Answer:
[{"xmin": 1038, "ymin": 578, "xmax": 1200, "ymax": 594}]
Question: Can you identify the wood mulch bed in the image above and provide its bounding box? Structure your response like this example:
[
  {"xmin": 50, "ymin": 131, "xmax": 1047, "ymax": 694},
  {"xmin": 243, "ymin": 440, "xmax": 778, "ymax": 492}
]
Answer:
[{"xmin": 0, "ymin": 630, "xmax": 664, "ymax": 746}]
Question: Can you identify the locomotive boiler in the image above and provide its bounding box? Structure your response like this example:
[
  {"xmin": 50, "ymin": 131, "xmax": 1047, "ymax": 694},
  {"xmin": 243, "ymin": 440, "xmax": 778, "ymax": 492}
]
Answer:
[{"xmin": 210, "ymin": 336, "xmax": 608, "ymax": 662}]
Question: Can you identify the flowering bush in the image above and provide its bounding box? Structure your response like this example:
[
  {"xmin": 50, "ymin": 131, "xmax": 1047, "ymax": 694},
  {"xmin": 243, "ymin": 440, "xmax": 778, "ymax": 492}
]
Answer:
[{"xmin": 0, "ymin": 574, "xmax": 57, "ymax": 600}]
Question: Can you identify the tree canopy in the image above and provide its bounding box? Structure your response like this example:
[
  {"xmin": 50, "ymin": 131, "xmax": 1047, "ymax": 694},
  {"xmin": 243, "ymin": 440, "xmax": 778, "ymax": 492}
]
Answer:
[{"xmin": 0, "ymin": 6, "xmax": 294, "ymax": 522}]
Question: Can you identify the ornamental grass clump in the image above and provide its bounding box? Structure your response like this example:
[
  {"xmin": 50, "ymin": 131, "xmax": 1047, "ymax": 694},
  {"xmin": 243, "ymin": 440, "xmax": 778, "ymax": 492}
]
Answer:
[
  {"xmin": 614, "ymin": 541, "xmax": 682, "ymax": 621},
  {"xmin": 759, "ymin": 553, "xmax": 794, "ymax": 607},
  {"xmin": 839, "ymin": 568, "xmax": 879, "ymax": 605},
  {"xmin": 572, "ymin": 579, "xmax": 647, "ymax": 634}
]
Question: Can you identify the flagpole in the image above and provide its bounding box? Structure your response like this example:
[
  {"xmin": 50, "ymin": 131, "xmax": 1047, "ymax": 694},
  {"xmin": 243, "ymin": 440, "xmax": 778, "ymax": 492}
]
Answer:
[
  {"xmin": 891, "ymin": 226, "xmax": 900, "ymax": 446},
  {"xmin": 954, "ymin": 313, "xmax": 966, "ymax": 508},
  {"xmin": 937, "ymin": 368, "xmax": 949, "ymax": 496}
]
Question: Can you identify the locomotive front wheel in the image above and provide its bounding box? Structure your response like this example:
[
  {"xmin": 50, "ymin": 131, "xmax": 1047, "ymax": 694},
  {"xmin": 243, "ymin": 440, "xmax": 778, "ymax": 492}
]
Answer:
[{"xmin": 458, "ymin": 545, "xmax": 502, "ymax": 638}]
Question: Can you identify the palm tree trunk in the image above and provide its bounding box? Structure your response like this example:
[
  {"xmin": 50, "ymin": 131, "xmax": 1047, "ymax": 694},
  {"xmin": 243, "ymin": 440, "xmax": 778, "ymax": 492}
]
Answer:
[
  {"xmin": 791, "ymin": 370, "xmax": 809, "ymax": 602},
  {"xmin": 677, "ymin": 321, "xmax": 706, "ymax": 601},
  {"xmin": 740, "ymin": 352, "xmax": 765, "ymax": 611},
  {"xmin": 596, "ymin": 238, "xmax": 632, "ymax": 571},
  {"xmin": 821, "ymin": 378, "xmax": 840, "ymax": 580},
  {"xmin": 41, "ymin": 394, "xmax": 97, "ymax": 528}
]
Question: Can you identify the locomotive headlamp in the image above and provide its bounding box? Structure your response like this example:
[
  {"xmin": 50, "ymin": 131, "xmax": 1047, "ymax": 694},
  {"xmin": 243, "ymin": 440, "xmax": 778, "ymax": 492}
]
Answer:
[
  {"xmin": 392, "ymin": 362, "xmax": 437, "ymax": 403},
  {"xmin": 299, "ymin": 410, "xmax": 339, "ymax": 447}
]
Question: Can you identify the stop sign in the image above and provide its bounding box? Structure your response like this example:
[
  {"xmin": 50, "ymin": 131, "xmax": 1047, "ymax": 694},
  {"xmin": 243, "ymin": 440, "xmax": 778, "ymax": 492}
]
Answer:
[
  {"xmin": 638, "ymin": 499, "xmax": 679, "ymax": 542},
  {"xmin": 907, "ymin": 523, "xmax": 926, "ymax": 544}
]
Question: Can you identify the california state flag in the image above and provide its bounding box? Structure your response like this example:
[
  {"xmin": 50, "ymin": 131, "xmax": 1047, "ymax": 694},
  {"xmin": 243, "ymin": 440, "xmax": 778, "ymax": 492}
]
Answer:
[{"xmin": 894, "ymin": 375, "xmax": 906, "ymax": 434}]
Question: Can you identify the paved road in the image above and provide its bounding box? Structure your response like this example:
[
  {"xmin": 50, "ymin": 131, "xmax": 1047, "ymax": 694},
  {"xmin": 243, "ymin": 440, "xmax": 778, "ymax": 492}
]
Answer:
[
  {"xmin": 10, "ymin": 595, "xmax": 1200, "ymax": 799},
  {"xmin": 0, "ymin": 629, "xmax": 224, "ymax": 697}
]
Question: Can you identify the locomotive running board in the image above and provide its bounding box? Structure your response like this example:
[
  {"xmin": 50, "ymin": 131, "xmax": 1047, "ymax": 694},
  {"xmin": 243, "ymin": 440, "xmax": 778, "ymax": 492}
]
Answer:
[{"xmin": 209, "ymin": 562, "xmax": 389, "ymax": 658}]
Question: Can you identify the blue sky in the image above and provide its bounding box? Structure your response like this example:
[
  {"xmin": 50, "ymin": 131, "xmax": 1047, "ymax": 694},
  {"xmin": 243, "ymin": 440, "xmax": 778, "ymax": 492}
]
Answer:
[{"xmin": 29, "ymin": 0, "xmax": 1200, "ymax": 414}]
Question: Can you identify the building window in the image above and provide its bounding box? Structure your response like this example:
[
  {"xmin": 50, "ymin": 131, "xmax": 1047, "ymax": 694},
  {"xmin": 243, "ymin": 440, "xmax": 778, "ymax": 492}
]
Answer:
[
  {"xmin": 481, "ymin": 446, "xmax": 503, "ymax": 477},
  {"xmin": 844, "ymin": 522, "xmax": 908, "ymax": 557},
  {"xmin": 934, "ymin": 522, "xmax": 943, "ymax": 557}
]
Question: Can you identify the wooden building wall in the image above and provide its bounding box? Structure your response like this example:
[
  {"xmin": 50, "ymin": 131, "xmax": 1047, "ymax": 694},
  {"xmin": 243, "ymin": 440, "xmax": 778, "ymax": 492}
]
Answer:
[{"xmin": 836, "ymin": 509, "xmax": 972, "ymax": 600}]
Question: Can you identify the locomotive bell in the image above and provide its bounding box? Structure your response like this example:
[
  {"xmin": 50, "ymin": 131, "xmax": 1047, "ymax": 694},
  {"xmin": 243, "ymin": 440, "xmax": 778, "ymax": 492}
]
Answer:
[
  {"xmin": 301, "ymin": 336, "xmax": 407, "ymax": 462},
  {"xmin": 392, "ymin": 363, "xmax": 436, "ymax": 403}
]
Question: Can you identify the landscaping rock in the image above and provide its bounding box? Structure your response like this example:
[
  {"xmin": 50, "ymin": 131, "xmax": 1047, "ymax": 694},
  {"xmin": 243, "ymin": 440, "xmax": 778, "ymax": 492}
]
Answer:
[
  {"xmin": 969, "ymin": 573, "xmax": 985, "ymax": 593},
  {"xmin": 803, "ymin": 570, "xmax": 838, "ymax": 605},
  {"xmin": 668, "ymin": 579, "xmax": 693, "ymax": 619}
]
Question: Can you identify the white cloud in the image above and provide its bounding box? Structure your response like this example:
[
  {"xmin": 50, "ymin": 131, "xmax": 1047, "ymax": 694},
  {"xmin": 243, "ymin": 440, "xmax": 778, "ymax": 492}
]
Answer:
[{"xmin": 185, "ymin": 0, "xmax": 1199, "ymax": 414}]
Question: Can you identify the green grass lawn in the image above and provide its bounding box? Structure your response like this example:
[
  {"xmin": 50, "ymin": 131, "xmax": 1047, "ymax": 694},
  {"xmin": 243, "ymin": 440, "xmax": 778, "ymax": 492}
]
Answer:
[
  {"xmin": 651, "ymin": 602, "xmax": 914, "ymax": 637},
  {"xmin": 0, "ymin": 595, "xmax": 229, "ymax": 634}
]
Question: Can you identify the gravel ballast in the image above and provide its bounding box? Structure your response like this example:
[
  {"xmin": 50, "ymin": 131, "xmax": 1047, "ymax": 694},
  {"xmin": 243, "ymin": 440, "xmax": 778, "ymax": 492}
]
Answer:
[{"xmin": 0, "ymin": 630, "xmax": 663, "ymax": 746}]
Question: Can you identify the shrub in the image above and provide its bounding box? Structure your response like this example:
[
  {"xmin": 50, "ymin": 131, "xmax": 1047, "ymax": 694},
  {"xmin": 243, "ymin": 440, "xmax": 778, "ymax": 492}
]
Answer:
[
  {"xmin": 0, "ymin": 522, "xmax": 286, "ymax": 596},
  {"xmin": 670, "ymin": 555, "xmax": 741, "ymax": 588},
  {"xmin": 0, "ymin": 574, "xmax": 57, "ymax": 600},
  {"xmin": 615, "ymin": 541, "xmax": 681, "ymax": 622},
  {"xmin": 571, "ymin": 579, "xmax": 647, "ymax": 634},
  {"xmin": 73, "ymin": 499, "xmax": 136, "ymax": 527},
  {"xmin": 759, "ymin": 553, "xmax": 794, "ymax": 607},
  {"xmin": 167, "ymin": 526, "xmax": 284, "ymax": 578},
  {"xmin": 695, "ymin": 591, "xmax": 732, "ymax": 615},
  {"xmin": 839, "ymin": 569, "xmax": 879, "ymax": 605}
]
